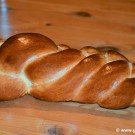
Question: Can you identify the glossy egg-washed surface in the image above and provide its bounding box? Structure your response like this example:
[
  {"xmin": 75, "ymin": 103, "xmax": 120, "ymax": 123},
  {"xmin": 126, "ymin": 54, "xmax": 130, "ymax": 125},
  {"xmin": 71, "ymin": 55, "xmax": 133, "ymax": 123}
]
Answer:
[{"xmin": 0, "ymin": 33, "xmax": 135, "ymax": 109}]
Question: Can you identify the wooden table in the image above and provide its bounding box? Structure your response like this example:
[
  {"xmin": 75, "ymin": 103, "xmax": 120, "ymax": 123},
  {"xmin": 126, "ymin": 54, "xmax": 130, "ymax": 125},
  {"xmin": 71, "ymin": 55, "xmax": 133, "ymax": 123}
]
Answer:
[{"xmin": 0, "ymin": 0, "xmax": 135, "ymax": 134}]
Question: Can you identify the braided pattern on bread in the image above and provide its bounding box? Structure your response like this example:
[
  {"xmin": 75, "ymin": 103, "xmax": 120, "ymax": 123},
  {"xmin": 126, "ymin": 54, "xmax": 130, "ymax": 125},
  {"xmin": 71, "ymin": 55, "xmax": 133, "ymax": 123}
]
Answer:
[{"xmin": 0, "ymin": 33, "xmax": 135, "ymax": 109}]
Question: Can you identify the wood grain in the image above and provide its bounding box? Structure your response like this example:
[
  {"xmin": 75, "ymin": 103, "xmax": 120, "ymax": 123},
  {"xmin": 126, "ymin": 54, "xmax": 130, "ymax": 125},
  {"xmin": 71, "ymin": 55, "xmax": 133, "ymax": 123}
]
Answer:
[{"xmin": 0, "ymin": 0, "xmax": 135, "ymax": 134}]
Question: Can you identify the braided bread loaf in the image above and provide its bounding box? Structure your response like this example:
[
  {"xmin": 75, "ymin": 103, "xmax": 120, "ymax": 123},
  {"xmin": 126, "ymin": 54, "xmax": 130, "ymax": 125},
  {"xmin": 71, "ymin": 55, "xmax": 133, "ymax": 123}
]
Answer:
[{"xmin": 0, "ymin": 33, "xmax": 135, "ymax": 109}]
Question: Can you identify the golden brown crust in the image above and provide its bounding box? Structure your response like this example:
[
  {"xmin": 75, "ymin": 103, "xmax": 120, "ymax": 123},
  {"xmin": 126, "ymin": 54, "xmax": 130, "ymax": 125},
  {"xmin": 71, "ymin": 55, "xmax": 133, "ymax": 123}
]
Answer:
[
  {"xmin": 107, "ymin": 50, "xmax": 128, "ymax": 63},
  {"xmin": 30, "ymin": 54, "xmax": 105, "ymax": 101},
  {"xmin": 73, "ymin": 61, "xmax": 130, "ymax": 103},
  {"xmin": 25, "ymin": 49, "xmax": 83, "ymax": 83},
  {"xmin": 0, "ymin": 33, "xmax": 58, "ymax": 73},
  {"xmin": 0, "ymin": 33, "xmax": 135, "ymax": 109},
  {"xmin": 98, "ymin": 78, "xmax": 135, "ymax": 109},
  {"xmin": 57, "ymin": 44, "xmax": 70, "ymax": 50},
  {"xmin": 132, "ymin": 63, "xmax": 135, "ymax": 77},
  {"xmin": 0, "ymin": 75, "xmax": 26, "ymax": 100}
]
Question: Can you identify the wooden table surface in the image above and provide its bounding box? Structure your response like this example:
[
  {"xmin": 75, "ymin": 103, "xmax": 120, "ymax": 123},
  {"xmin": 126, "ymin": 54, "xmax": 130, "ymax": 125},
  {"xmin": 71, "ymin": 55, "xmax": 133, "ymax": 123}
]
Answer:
[{"xmin": 0, "ymin": 0, "xmax": 135, "ymax": 134}]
